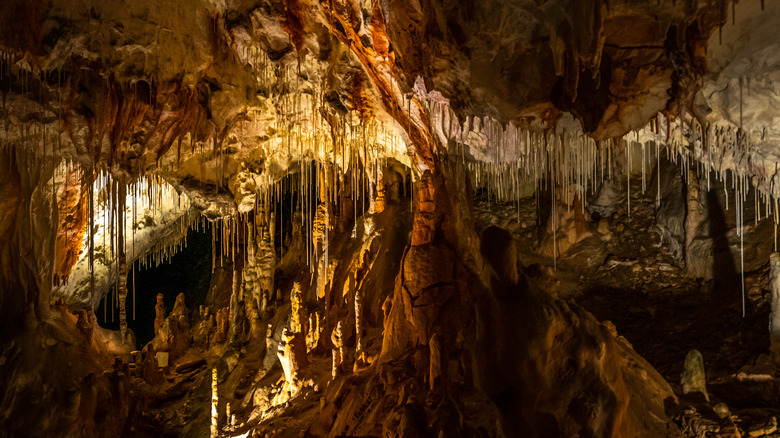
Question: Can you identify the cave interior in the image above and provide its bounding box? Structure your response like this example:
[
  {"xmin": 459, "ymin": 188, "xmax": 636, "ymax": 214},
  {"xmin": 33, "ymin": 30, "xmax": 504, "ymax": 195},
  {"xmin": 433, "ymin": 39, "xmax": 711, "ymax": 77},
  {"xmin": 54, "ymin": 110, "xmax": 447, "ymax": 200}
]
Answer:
[{"xmin": 3, "ymin": 0, "xmax": 780, "ymax": 437}]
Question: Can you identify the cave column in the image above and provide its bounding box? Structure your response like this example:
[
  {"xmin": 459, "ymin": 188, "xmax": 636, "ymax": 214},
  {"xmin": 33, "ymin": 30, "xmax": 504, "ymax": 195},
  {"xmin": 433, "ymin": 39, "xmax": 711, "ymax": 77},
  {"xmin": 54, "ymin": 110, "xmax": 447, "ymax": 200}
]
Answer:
[
  {"xmin": 254, "ymin": 208, "xmax": 275, "ymax": 316},
  {"xmin": 315, "ymin": 162, "xmax": 332, "ymax": 301},
  {"xmin": 211, "ymin": 367, "xmax": 218, "ymax": 438},
  {"xmin": 117, "ymin": 176, "xmax": 129, "ymax": 344},
  {"xmin": 410, "ymin": 170, "xmax": 437, "ymax": 246},
  {"xmin": 685, "ymin": 169, "xmax": 711, "ymax": 279},
  {"xmin": 331, "ymin": 320, "xmax": 344, "ymax": 379},
  {"xmin": 229, "ymin": 215, "xmax": 247, "ymax": 347}
]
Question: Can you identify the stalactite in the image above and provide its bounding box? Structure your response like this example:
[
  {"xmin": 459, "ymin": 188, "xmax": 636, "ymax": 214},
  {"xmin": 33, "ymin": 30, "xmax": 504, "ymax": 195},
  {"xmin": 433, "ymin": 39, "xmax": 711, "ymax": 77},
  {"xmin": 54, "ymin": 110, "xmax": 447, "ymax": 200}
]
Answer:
[
  {"xmin": 117, "ymin": 176, "xmax": 128, "ymax": 343},
  {"xmin": 627, "ymin": 140, "xmax": 632, "ymax": 217}
]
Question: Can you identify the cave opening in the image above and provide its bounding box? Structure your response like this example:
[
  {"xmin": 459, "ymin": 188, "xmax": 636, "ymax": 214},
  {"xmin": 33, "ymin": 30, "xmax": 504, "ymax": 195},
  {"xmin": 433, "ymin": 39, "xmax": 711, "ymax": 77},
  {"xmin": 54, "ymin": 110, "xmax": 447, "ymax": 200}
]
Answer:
[{"xmin": 96, "ymin": 226, "xmax": 214, "ymax": 346}]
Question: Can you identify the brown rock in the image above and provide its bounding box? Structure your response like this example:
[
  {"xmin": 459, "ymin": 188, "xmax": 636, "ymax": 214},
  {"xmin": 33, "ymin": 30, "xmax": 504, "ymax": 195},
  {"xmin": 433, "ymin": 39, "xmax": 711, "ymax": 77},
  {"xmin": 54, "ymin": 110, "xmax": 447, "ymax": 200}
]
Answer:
[
  {"xmin": 153, "ymin": 294, "xmax": 165, "ymax": 337},
  {"xmin": 214, "ymin": 307, "xmax": 229, "ymax": 345}
]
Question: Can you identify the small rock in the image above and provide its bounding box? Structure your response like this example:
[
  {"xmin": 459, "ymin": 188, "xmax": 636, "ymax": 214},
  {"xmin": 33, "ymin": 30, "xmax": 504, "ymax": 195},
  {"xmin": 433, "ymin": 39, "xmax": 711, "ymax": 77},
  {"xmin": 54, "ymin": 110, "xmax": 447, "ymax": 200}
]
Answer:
[
  {"xmin": 718, "ymin": 422, "xmax": 742, "ymax": 438},
  {"xmin": 681, "ymin": 349, "xmax": 709, "ymax": 401},
  {"xmin": 748, "ymin": 416, "xmax": 777, "ymax": 437},
  {"xmin": 597, "ymin": 219, "xmax": 610, "ymax": 235},
  {"xmin": 713, "ymin": 402, "xmax": 731, "ymax": 419}
]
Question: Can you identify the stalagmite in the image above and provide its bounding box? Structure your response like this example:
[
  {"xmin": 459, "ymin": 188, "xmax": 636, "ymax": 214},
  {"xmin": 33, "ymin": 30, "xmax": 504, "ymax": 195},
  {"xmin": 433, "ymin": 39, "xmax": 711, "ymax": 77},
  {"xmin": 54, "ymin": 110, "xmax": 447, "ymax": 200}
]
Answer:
[
  {"xmin": 273, "ymin": 282, "xmax": 310, "ymax": 404},
  {"xmin": 229, "ymin": 291, "xmax": 246, "ymax": 346},
  {"xmin": 331, "ymin": 320, "xmax": 344, "ymax": 379},
  {"xmin": 685, "ymin": 170, "xmax": 711, "ymax": 279},
  {"xmin": 290, "ymin": 282, "xmax": 306, "ymax": 335},
  {"xmin": 214, "ymin": 308, "xmax": 229, "ymax": 345},
  {"xmin": 248, "ymin": 301, "xmax": 263, "ymax": 343},
  {"xmin": 171, "ymin": 293, "xmax": 187, "ymax": 318},
  {"xmin": 265, "ymin": 323, "xmax": 275, "ymax": 356},
  {"xmin": 770, "ymin": 253, "xmax": 780, "ymax": 364},
  {"xmin": 154, "ymin": 294, "xmax": 165, "ymax": 337},
  {"xmin": 374, "ymin": 166, "xmax": 386, "ymax": 213},
  {"xmin": 76, "ymin": 310, "xmax": 93, "ymax": 339},
  {"xmin": 354, "ymin": 286, "xmax": 363, "ymax": 355},
  {"xmin": 211, "ymin": 368, "xmax": 218, "ymax": 438},
  {"xmin": 260, "ymin": 289, "xmax": 269, "ymax": 318},
  {"xmin": 276, "ymin": 329, "xmax": 297, "ymax": 395},
  {"xmin": 305, "ymin": 312, "xmax": 321, "ymax": 352},
  {"xmin": 681, "ymin": 349, "xmax": 709, "ymax": 402}
]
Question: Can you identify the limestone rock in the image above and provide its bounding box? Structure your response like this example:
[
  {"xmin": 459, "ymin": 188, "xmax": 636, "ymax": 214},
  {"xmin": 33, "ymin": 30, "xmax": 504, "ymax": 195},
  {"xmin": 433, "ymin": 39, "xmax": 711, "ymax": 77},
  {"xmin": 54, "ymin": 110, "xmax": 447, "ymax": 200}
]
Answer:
[
  {"xmin": 748, "ymin": 417, "xmax": 778, "ymax": 437},
  {"xmin": 682, "ymin": 349, "xmax": 709, "ymax": 402},
  {"xmin": 154, "ymin": 293, "xmax": 166, "ymax": 337},
  {"xmin": 651, "ymin": 157, "xmax": 686, "ymax": 264},
  {"xmin": 331, "ymin": 321, "xmax": 344, "ymax": 379},
  {"xmin": 214, "ymin": 307, "xmax": 229, "ymax": 346},
  {"xmin": 713, "ymin": 402, "xmax": 731, "ymax": 419}
]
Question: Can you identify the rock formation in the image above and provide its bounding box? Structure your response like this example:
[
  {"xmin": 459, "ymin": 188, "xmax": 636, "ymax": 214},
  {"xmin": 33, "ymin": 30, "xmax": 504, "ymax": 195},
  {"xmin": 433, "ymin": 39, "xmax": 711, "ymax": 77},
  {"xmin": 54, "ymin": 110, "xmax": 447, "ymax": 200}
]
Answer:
[
  {"xmin": 154, "ymin": 293, "xmax": 165, "ymax": 337},
  {"xmin": 331, "ymin": 320, "xmax": 344, "ymax": 380},
  {"xmin": 214, "ymin": 307, "xmax": 229, "ymax": 346},
  {"xmin": 211, "ymin": 367, "xmax": 218, "ymax": 438},
  {"xmin": 682, "ymin": 349, "xmax": 709, "ymax": 402}
]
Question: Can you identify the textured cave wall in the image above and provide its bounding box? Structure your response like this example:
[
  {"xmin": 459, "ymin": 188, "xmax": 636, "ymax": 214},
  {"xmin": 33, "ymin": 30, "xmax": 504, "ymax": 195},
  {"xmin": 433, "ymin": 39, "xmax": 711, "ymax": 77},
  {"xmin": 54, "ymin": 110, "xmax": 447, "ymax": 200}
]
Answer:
[
  {"xmin": 0, "ymin": 150, "xmax": 135, "ymax": 437},
  {"xmin": 0, "ymin": 151, "xmax": 58, "ymax": 332},
  {"xmin": 383, "ymin": 0, "xmax": 717, "ymax": 137},
  {"xmin": 474, "ymin": 268, "xmax": 682, "ymax": 437}
]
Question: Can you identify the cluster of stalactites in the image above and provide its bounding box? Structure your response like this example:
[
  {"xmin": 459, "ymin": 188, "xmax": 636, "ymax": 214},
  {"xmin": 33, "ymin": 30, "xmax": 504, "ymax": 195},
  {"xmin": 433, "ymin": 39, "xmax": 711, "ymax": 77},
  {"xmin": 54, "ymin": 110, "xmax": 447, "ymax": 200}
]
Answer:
[
  {"xmin": 435, "ymin": 104, "xmax": 778, "ymax": 316},
  {"xmin": 186, "ymin": 46, "xmax": 416, "ymax": 277},
  {"xmin": 439, "ymin": 107, "xmax": 776, "ymax": 225},
  {"xmin": 51, "ymin": 160, "xmax": 195, "ymax": 325},
  {"xmin": 238, "ymin": 47, "xmax": 408, "ymax": 168}
]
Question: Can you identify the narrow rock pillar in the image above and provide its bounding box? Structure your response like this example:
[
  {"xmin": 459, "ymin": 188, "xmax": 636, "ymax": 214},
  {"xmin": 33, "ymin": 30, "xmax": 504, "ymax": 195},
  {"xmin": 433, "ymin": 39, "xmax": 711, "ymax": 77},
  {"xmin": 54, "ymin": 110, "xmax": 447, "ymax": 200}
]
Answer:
[
  {"xmin": 681, "ymin": 349, "xmax": 708, "ymax": 401},
  {"xmin": 211, "ymin": 367, "xmax": 218, "ymax": 437}
]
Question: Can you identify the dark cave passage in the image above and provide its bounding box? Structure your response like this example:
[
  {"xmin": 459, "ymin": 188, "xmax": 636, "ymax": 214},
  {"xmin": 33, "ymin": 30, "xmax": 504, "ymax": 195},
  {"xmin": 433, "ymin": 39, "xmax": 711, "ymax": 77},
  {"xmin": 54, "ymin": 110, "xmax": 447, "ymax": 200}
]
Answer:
[{"xmin": 97, "ymin": 227, "xmax": 213, "ymax": 346}]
